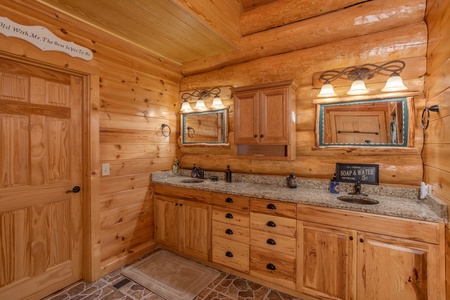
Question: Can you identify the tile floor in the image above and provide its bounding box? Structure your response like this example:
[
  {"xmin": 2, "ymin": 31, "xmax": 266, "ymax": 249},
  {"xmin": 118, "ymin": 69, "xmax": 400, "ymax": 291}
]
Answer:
[{"xmin": 43, "ymin": 251, "xmax": 304, "ymax": 300}]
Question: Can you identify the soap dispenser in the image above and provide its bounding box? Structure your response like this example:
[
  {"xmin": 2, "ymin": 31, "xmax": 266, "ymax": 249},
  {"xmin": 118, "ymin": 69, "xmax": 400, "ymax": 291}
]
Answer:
[
  {"xmin": 330, "ymin": 173, "xmax": 340, "ymax": 194},
  {"xmin": 225, "ymin": 165, "xmax": 232, "ymax": 182},
  {"xmin": 191, "ymin": 164, "xmax": 198, "ymax": 178}
]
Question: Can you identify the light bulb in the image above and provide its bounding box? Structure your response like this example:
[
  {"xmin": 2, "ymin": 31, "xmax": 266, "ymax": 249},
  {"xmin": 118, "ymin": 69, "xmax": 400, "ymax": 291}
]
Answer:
[
  {"xmin": 347, "ymin": 79, "xmax": 370, "ymax": 95},
  {"xmin": 381, "ymin": 73, "xmax": 407, "ymax": 92},
  {"xmin": 318, "ymin": 82, "xmax": 337, "ymax": 97}
]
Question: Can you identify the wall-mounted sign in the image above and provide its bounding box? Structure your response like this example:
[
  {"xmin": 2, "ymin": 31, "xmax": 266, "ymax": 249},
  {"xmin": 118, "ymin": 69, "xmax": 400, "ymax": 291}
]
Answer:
[
  {"xmin": 0, "ymin": 16, "xmax": 93, "ymax": 61},
  {"xmin": 335, "ymin": 163, "xmax": 379, "ymax": 185}
]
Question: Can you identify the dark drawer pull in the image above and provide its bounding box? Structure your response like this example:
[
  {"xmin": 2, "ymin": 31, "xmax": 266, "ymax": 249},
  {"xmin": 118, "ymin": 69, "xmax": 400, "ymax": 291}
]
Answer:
[
  {"xmin": 266, "ymin": 221, "xmax": 276, "ymax": 227},
  {"xmin": 225, "ymin": 251, "xmax": 233, "ymax": 258},
  {"xmin": 225, "ymin": 213, "xmax": 233, "ymax": 219},
  {"xmin": 266, "ymin": 263, "xmax": 276, "ymax": 271},
  {"xmin": 225, "ymin": 229, "xmax": 233, "ymax": 235},
  {"xmin": 266, "ymin": 203, "xmax": 276, "ymax": 210},
  {"xmin": 266, "ymin": 238, "xmax": 276, "ymax": 245},
  {"xmin": 225, "ymin": 197, "xmax": 233, "ymax": 203}
]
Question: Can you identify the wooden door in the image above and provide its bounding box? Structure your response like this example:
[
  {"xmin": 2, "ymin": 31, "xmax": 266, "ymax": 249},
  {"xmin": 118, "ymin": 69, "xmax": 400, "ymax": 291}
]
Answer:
[
  {"xmin": 330, "ymin": 111, "xmax": 387, "ymax": 144},
  {"xmin": 234, "ymin": 90, "xmax": 259, "ymax": 144},
  {"xmin": 0, "ymin": 58, "xmax": 84, "ymax": 300},
  {"xmin": 297, "ymin": 222, "xmax": 356, "ymax": 300},
  {"xmin": 181, "ymin": 200, "xmax": 210, "ymax": 260},
  {"xmin": 357, "ymin": 232, "xmax": 440, "ymax": 300},
  {"xmin": 155, "ymin": 196, "xmax": 180, "ymax": 250},
  {"xmin": 259, "ymin": 87, "xmax": 289, "ymax": 145}
]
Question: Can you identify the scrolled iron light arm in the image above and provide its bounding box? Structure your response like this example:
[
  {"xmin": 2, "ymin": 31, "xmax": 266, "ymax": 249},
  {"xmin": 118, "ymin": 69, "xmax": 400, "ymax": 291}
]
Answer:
[
  {"xmin": 181, "ymin": 87, "xmax": 222, "ymax": 101},
  {"xmin": 319, "ymin": 60, "xmax": 406, "ymax": 83}
]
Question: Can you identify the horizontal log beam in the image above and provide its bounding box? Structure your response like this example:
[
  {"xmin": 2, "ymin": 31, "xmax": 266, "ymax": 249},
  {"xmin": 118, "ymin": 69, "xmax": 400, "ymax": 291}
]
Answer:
[
  {"xmin": 180, "ymin": 22, "xmax": 428, "ymax": 91},
  {"xmin": 240, "ymin": 0, "xmax": 366, "ymax": 36},
  {"xmin": 181, "ymin": 0, "xmax": 425, "ymax": 76}
]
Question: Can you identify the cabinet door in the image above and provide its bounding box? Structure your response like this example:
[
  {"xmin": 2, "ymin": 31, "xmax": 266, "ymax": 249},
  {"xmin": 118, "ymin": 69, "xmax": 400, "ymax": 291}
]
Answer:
[
  {"xmin": 259, "ymin": 87, "xmax": 289, "ymax": 144},
  {"xmin": 357, "ymin": 232, "xmax": 442, "ymax": 300},
  {"xmin": 234, "ymin": 90, "xmax": 260, "ymax": 144},
  {"xmin": 155, "ymin": 197, "xmax": 180, "ymax": 250},
  {"xmin": 181, "ymin": 201, "xmax": 211, "ymax": 260},
  {"xmin": 297, "ymin": 222, "xmax": 356, "ymax": 300}
]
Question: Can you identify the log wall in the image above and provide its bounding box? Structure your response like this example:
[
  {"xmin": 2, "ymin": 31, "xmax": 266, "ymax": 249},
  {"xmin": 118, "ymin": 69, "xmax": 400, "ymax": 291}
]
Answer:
[
  {"xmin": 423, "ymin": 0, "xmax": 450, "ymax": 296},
  {"xmin": 180, "ymin": 0, "xmax": 427, "ymax": 187},
  {"xmin": 0, "ymin": 1, "xmax": 182, "ymax": 280}
]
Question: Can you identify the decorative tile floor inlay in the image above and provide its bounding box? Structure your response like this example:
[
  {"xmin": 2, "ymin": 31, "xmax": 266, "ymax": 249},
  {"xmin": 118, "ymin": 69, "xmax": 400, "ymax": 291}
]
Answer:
[{"xmin": 43, "ymin": 256, "xmax": 303, "ymax": 300}]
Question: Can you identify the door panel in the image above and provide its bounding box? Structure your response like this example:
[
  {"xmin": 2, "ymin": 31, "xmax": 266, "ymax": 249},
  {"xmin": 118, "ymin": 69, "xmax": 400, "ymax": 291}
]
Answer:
[{"xmin": 0, "ymin": 58, "xmax": 83, "ymax": 300}]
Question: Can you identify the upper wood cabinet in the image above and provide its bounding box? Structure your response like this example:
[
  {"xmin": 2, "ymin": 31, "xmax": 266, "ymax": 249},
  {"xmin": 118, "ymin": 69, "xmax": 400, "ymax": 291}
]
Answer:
[{"xmin": 232, "ymin": 80, "xmax": 297, "ymax": 160}]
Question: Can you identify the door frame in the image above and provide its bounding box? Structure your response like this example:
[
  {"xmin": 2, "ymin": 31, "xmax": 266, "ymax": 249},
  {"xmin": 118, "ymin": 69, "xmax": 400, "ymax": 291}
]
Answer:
[{"xmin": 0, "ymin": 51, "xmax": 100, "ymax": 282}]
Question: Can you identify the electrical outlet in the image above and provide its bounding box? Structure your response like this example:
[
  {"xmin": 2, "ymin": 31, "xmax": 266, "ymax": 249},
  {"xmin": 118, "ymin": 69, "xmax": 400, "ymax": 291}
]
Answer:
[{"xmin": 102, "ymin": 163, "xmax": 110, "ymax": 176}]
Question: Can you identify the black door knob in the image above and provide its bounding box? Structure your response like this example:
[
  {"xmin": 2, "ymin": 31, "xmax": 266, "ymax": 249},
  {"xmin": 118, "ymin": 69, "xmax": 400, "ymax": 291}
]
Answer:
[
  {"xmin": 225, "ymin": 251, "xmax": 233, "ymax": 258},
  {"xmin": 225, "ymin": 213, "xmax": 233, "ymax": 219},
  {"xmin": 266, "ymin": 263, "xmax": 276, "ymax": 271},
  {"xmin": 66, "ymin": 186, "xmax": 81, "ymax": 193}
]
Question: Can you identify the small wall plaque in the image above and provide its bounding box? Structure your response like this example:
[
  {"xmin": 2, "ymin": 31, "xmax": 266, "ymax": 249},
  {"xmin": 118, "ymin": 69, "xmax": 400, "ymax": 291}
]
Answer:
[
  {"xmin": 0, "ymin": 16, "xmax": 93, "ymax": 61},
  {"xmin": 336, "ymin": 163, "xmax": 379, "ymax": 185}
]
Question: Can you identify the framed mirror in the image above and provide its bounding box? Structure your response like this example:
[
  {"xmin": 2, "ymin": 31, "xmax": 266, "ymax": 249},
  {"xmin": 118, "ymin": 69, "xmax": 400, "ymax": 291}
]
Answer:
[
  {"xmin": 318, "ymin": 97, "xmax": 410, "ymax": 147},
  {"xmin": 181, "ymin": 109, "xmax": 228, "ymax": 144}
]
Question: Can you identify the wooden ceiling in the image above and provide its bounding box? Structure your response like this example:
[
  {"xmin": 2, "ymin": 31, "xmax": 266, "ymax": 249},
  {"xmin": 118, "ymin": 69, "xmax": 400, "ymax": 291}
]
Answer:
[{"xmin": 33, "ymin": 0, "xmax": 270, "ymax": 65}]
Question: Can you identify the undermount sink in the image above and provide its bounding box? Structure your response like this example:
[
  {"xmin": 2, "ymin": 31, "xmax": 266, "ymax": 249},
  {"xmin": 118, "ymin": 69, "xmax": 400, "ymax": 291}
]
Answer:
[
  {"xmin": 337, "ymin": 195, "xmax": 379, "ymax": 205},
  {"xmin": 180, "ymin": 179, "xmax": 205, "ymax": 183}
]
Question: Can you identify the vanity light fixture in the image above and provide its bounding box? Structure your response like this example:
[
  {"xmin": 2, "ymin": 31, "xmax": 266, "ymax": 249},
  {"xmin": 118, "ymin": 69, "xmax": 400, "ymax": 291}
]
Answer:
[
  {"xmin": 318, "ymin": 60, "xmax": 408, "ymax": 97},
  {"xmin": 180, "ymin": 87, "xmax": 225, "ymax": 112}
]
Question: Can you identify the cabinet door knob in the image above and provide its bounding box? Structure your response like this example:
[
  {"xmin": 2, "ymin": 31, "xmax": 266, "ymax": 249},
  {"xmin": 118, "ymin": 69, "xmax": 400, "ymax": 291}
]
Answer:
[
  {"xmin": 349, "ymin": 236, "xmax": 353, "ymax": 241},
  {"xmin": 266, "ymin": 263, "xmax": 276, "ymax": 271},
  {"xmin": 225, "ymin": 251, "xmax": 233, "ymax": 258},
  {"xmin": 225, "ymin": 197, "xmax": 233, "ymax": 203},
  {"xmin": 359, "ymin": 238, "xmax": 364, "ymax": 243},
  {"xmin": 260, "ymin": 134, "xmax": 264, "ymax": 138},
  {"xmin": 225, "ymin": 213, "xmax": 234, "ymax": 219},
  {"xmin": 225, "ymin": 229, "xmax": 233, "ymax": 235},
  {"xmin": 266, "ymin": 203, "xmax": 276, "ymax": 210},
  {"xmin": 266, "ymin": 221, "xmax": 276, "ymax": 227},
  {"xmin": 253, "ymin": 134, "xmax": 258, "ymax": 138},
  {"xmin": 266, "ymin": 238, "xmax": 276, "ymax": 245}
]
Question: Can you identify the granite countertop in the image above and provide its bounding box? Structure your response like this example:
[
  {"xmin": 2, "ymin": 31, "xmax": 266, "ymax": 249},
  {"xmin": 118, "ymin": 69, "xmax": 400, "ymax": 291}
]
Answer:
[{"xmin": 151, "ymin": 170, "xmax": 447, "ymax": 223}]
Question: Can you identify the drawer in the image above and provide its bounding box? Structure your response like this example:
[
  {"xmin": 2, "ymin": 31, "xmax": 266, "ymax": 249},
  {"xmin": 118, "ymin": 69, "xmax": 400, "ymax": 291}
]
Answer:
[
  {"xmin": 297, "ymin": 204, "xmax": 441, "ymax": 244},
  {"xmin": 250, "ymin": 212, "xmax": 296, "ymax": 237},
  {"xmin": 250, "ymin": 198, "xmax": 296, "ymax": 218},
  {"xmin": 250, "ymin": 246, "xmax": 296, "ymax": 290},
  {"xmin": 212, "ymin": 235, "xmax": 249, "ymax": 273},
  {"xmin": 213, "ymin": 207, "xmax": 249, "ymax": 227},
  {"xmin": 250, "ymin": 229, "xmax": 296, "ymax": 256},
  {"xmin": 154, "ymin": 183, "xmax": 212, "ymax": 204},
  {"xmin": 213, "ymin": 220, "xmax": 250, "ymax": 243},
  {"xmin": 213, "ymin": 193, "xmax": 249, "ymax": 210}
]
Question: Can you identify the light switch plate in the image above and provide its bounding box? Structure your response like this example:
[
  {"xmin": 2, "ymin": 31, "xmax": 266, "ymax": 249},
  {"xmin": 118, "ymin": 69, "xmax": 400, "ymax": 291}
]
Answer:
[{"xmin": 102, "ymin": 163, "xmax": 110, "ymax": 176}]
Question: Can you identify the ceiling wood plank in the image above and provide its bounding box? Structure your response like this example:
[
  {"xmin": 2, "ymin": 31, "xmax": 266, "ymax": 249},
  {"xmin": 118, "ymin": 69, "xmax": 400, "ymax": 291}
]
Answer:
[{"xmin": 34, "ymin": 0, "xmax": 238, "ymax": 64}]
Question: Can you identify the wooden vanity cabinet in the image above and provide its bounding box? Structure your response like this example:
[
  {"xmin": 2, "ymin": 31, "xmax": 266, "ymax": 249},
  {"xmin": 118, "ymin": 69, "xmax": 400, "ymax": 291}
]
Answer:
[
  {"xmin": 249, "ymin": 198, "xmax": 297, "ymax": 290},
  {"xmin": 154, "ymin": 184, "xmax": 212, "ymax": 261},
  {"xmin": 211, "ymin": 193, "xmax": 250, "ymax": 273},
  {"xmin": 232, "ymin": 80, "xmax": 297, "ymax": 160},
  {"xmin": 297, "ymin": 204, "xmax": 445, "ymax": 300}
]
